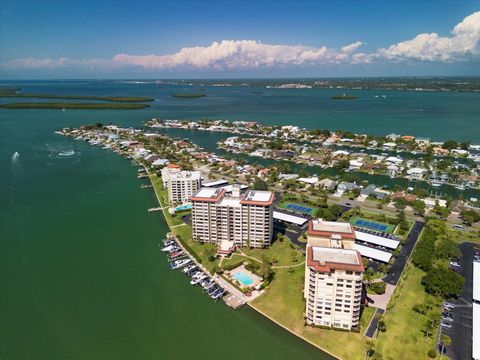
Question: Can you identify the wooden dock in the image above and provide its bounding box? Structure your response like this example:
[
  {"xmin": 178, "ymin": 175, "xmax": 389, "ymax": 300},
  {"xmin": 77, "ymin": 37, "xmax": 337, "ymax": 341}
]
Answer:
[{"xmin": 148, "ymin": 207, "xmax": 162, "ymax": 212}]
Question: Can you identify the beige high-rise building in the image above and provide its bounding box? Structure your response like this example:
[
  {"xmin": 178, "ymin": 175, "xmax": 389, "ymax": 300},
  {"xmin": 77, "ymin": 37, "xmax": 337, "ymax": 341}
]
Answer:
[
  {"xmin": 161, "ymin": 164, "xmax": 201, "ymax": 203},
  {"xmin": 191, "ymin": 186, "xmax": 274, "ymax": 248},
  {"xmin": 304, "ymin": 219, "xmax": 364, "ymax": 330}
]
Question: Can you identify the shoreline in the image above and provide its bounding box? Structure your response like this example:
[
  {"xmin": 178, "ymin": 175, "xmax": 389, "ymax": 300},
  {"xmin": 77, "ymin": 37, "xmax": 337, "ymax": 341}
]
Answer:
[
  {"xmin": 143, "ymin": 163, "xmax": 341, "ymax": 360},
  {"xmin": 247, "ymin": 302, "xmax": 340, "ymax": 360},
  {"xmin": 140, "ymin": 163, "xmax": 341, "ymax": 360}
]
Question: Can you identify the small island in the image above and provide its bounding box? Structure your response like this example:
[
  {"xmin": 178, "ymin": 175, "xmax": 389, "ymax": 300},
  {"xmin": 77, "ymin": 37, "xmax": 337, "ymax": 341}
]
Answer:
[
  {"xmin": 0, "ymin": 102, "xmax": 150, "ymax": 110},
  {"xmin": 331, "ymin": 94, "xmax": 358, "ymax": 100},
  {"xmin": 0, "ymin": 92, "xmax": 154, "ymax": 102},
  {"xmin": 171, "ymin": 93, "xmax": 207, "ymax": 98}
]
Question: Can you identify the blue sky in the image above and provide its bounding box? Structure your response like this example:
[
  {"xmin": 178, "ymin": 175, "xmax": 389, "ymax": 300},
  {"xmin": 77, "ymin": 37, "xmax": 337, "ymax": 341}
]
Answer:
[{"xmin": 1, "ymin": 0, "xmax": 479, "ymax": 78}]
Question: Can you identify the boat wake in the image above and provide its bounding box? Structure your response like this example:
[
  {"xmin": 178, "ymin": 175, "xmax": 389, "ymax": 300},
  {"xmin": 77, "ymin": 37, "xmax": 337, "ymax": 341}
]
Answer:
[{"xmin": 11, "ymin": 151, "xmax": 20, "ymax": 163}]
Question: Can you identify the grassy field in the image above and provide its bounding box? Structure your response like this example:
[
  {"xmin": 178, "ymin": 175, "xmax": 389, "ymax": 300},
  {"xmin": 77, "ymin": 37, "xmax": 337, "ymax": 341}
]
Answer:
[
  {"xmin": 0, "ymin": 93, "xmax": 154, "ymax": 102},
  {"xmin": 0, "ymin": 102, "xmax": 150, "ymax": 110},
  {"xmin": 251, "ymin": 266, "xmax": 376, "ymax": 360},
  {"xmin": 449, "ymin": 227, "xmax": 480, "ymax": 245},
  {"xmin": 241, "ymin": 237, "xmax": 305, "ymax": 266},
  {"xmin": 375, "ymin": 265, "xmax": 438, "ymax": 360}
]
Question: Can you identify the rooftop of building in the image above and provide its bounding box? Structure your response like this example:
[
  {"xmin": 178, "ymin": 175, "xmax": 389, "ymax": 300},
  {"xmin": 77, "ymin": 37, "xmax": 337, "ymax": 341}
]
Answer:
[
  {"xmin": 240, "ymin": 190, "xmax": 274, "ymax": 205},
  {"xmin": 308, "ymin": 219, "xmax": 356, "ymax": 239},
  {"xmin": 167, "ymin": 170, "xmax": 201, "ymax": 180},
  {"xmin": 307, "ymin": 246, "xmax": 364, "ymax": 273},
  {"xmin": 191, "ymin": 187, "xmax": 274, "ymax": 206},
  {"xmin": 166, "ymin": 163, "xmax": 181, "ymax": 169},
  {"xmin": 191, "ymin": 187, "xmax": 225, "ymax": 202}
]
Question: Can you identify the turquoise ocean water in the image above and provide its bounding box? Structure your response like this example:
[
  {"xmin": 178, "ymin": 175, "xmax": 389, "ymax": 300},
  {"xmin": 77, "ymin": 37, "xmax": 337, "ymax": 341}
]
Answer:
[{"xmin": 1, "ymin": 80, "xmax": 479, "ymax": 359}]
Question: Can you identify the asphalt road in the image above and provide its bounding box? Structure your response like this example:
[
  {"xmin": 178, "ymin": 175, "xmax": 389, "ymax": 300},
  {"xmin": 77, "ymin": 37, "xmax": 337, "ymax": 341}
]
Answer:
[
  {"xmin": 365, "ymin": 308, "xmax": 385, "ymax": 338},
  {"xmin": 447, "ymin": 242, "xmax": 476, "ymax": 360},
  {"xmin": 383, "ymin": 221, "xmax": 425, "ymax": 285}
]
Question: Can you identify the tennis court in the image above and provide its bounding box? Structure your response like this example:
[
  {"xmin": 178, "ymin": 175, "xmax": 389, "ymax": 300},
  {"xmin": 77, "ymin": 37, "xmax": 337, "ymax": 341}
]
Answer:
[
  {"xmin": 283, "ymin": 203, "xmax": 314, "ymax": 214},
  {"xmin": 350, "ymin": 216, "xmax": 395, "ymax": 234}
]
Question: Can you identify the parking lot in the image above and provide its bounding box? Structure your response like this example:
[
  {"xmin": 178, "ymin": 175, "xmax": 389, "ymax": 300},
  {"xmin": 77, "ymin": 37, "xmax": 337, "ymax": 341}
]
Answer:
[{"xmin": 444, "ymin": 242, "xmax": 477, "ymax": 360}]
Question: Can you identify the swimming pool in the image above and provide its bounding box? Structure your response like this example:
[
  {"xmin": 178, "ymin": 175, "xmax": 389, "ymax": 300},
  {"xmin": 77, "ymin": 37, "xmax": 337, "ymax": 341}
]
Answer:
[
  {"xmin": 175, "ymin": 204, "xmax": 192, "ymax": 212},
  {"xmin": 233, "ymin": 271, "xmax": 254, "ymax": 286}
]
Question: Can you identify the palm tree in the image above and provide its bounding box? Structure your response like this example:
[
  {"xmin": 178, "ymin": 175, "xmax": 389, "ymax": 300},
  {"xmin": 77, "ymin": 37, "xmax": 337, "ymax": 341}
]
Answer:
[{"xmin": 439, "ymin": 334, "xmax": 451, "ymax": 359}]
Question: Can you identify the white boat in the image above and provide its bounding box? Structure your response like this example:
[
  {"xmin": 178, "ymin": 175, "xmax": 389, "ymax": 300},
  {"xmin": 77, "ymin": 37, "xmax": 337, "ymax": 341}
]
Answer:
[
  {"xmin": 183, "ymin": 264, "xmax": 198, "ymax": 273},
  {"xmin": 431, "ymin": 182, "xmax": 442, "ymax": 187},
  {"xmin": 170, "ymin": 258, "xmax": 191, "ymax": 270},
  {"xmin": 190, "ymin": 274, "xmax": 208, "ymax": 285},
  {"xmin": 454, "ymin": 185, "xmax": 466, "ymax": 190},
  {"xmin": 161, "ymin": 244, "xmax": 176, "ymax": 252},
  {"xmin": 58, "ymin": 150, "xmax": 75, "ymax": 156}
]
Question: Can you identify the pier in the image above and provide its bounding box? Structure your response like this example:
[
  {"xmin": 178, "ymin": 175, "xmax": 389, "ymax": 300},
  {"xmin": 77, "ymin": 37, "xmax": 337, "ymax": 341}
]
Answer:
[
  {"xmin": 163, "ymin": 234, "xmax": 247, "ymax": 309},
  {"xmin": 148, "ymin": 207, "xmax": 162, "ymax": 212}
]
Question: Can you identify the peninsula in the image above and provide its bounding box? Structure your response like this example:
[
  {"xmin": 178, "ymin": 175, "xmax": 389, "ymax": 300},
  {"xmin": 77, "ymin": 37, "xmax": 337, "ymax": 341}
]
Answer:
[{"xmin": 56, "ymin": 121, "xmax": 479, "ymax": 360}]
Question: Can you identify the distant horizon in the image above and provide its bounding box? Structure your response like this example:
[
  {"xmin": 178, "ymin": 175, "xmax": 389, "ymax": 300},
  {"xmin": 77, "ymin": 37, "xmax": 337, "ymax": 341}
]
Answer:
[{"xmin": 2, "ymin": 75, "xmax": 480, "ymax": 82}]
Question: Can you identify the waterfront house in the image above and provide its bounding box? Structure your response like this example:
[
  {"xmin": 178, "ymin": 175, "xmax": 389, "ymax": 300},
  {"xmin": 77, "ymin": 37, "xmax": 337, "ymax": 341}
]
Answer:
[
  {"xmin": 406, "ymin": 167, "xmax": 427, "ymax": 180},
  {"xmin": 318, "ymin": 178, "xmax": 337, "ymax": 190},
  {"xmin": 415, "ymin": 137, "xmax": 431, "ymax": 146},
  {"xmin": 337, "ymin": 181, "xmax": 358, "ymax": 192}
]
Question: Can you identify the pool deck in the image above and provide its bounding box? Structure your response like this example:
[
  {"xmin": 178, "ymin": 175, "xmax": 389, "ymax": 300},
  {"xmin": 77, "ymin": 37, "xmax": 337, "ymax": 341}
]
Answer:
[{"xmin": 228, "ymin": 265, "xmax": 263, "ymax": 289}]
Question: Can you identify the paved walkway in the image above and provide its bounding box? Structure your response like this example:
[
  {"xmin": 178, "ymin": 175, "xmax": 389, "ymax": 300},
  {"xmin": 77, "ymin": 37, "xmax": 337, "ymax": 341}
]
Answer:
[
  {"xmin": 366, "ymin": 284, "xmax": 396, "ymax": 310},
  {"xmin": 365, "ymin": 308, "xmax": 385, "ymax": 338}
]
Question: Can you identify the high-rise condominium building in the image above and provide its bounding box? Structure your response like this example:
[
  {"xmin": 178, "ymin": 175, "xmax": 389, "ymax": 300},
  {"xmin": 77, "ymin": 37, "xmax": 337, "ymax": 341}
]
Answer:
[
  {"xmin": 161, "ymin": 165, "xmax": 201, "ymax": 203},
  {"xmin": 304, "ymin": 219, "xmax": 364, "ymax": 330},
  {"xmin": 191, "ymin": 186, "xmax": 274, "ymax": 248}
]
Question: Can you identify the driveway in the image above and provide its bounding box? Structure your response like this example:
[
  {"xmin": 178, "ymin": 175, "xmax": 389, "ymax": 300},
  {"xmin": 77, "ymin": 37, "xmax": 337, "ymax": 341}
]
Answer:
[
  {"xmin": 383, "ymin": 221, "xmax": 424, "ymax": 286},
  {"xmin": 446, "ymin": 242, "xmax": 476, "ymax": 360}
]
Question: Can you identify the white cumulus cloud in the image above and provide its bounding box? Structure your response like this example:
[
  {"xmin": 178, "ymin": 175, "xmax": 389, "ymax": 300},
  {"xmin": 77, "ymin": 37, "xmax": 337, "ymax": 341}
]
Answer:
[
  {"xmin": 1, "ymin": 11, "xmax": 479, "ymax": 72},
  {"xmin": 111, "ymin": 40, "xmax": 363, "ymax": 69},
  {"xmin": 377, "ymin": 11, "xmax": 480, "ymax": 62}
]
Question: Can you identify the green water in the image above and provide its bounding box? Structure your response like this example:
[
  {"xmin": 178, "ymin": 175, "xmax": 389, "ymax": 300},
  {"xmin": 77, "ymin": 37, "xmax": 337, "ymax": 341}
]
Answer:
[
  {"xmin": 0, "ymin": 109, "xmax": 333, "ymax": 359},
  {"xmin": 2, "ymin": 80, "xmax": 480, "ymax": 359}
]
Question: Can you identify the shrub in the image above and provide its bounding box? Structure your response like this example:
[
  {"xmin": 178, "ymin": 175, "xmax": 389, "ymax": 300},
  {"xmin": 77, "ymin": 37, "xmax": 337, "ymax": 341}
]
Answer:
[
  {"xmin": 369, "ymin": 282, "xmax": 386, "ymax": 294},
  {"xmin": 427, "ymin": 349, "xmax": 437, "ymax": 358}
]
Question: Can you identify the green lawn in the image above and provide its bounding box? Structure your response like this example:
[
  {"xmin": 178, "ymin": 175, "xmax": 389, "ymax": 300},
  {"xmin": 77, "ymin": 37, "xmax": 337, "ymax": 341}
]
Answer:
[
  {"xmin": 241, "ymin": 237, "xmax": 305, "ymax": 266},
  {"xmin": 251, "ymin": 266, "xmax": 376, "ymax": 360},
  {"xmin": 449, "ymin": 227, "xmax": 480, "ymax": 245},
  {"xmin": 375, "ymin": 265, "xmax": 439, "ymax": 360}
]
